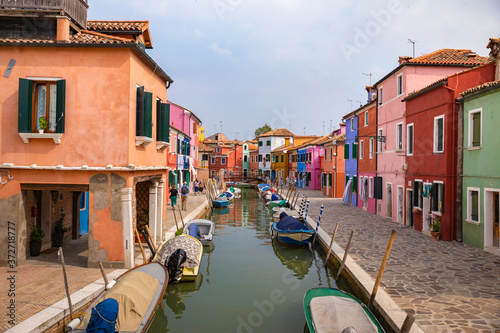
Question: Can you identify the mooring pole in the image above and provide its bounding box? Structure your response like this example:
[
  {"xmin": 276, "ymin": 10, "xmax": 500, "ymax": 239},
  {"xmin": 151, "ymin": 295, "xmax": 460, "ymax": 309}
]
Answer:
[
  {"xmin": 324, "ymin": 222, "xmax": 340, "ymax": 267},
  {"xmin": 368, "ymin": 230, "xmax": 397, "ymax": 310},
  {"xmin": 98, "ymin": 261, "xmax": 109, "ymax": 286},
  {"xmin": 172, "ymin": 208, "xmax": 179, "ymax": 231},
  {"xmin": 399, "ymin": 314, "xmax": 415, "ymax": 333},
  {"xmin": 336, "ymin": 230, "xmax": 355, "ymax": 281},
  {"xmin": 304, "ymin": 200, "xmax": 310, "ymax": 220},
  {"xmin": 58, "ymin": 248, "xmax": 74, "ymax": 319},
  {"xmin": 177, "ymin": 206, "xmax": 185, "ymax": 228},
  {"xmin": 134, "ymin": 227, "xmax": 147, "ymax": 263},
  {"xmin": 312, "ymin": 205, "xmax": 324, "ymax": 245}
]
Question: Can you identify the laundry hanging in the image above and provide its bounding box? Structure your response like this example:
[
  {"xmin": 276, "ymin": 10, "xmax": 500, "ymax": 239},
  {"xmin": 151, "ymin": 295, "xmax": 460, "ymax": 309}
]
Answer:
[{"xmin": 342, "ymin": 179, "xmax": 353, "ymax": 204}]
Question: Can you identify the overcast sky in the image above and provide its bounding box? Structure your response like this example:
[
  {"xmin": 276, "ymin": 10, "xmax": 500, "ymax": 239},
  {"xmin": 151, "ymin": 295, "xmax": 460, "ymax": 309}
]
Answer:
[{"xmin": 89, "ymin": 0, "xmax": 499, "ymax": 141}]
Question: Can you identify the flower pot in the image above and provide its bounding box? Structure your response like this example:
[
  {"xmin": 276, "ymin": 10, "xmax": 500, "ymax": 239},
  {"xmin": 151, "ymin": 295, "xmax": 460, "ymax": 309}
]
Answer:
[
  {"xmin": 38, "ymin": 129, "xmax": 44, "ymax": 134},
  {"xmin": 30, "ymin": 240, "xmax": 42, "ymax": 256},
  {"xmin": 52, "ymin": 232, "xmax": 64, "ymax": 248},
  {"xmin": 430, "ymin": 231, "xmax": 440, "ymax": 241}
]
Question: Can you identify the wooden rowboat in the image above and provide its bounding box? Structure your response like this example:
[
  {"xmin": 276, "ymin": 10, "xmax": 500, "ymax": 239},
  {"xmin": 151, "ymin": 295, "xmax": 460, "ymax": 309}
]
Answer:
[
  {"xmin": 183, "ymin": 219, "xmax": 215, "ymax": 245},
  {"xmin": 304, "ymin": 288, "xmax": 385, "ymax": 333}
]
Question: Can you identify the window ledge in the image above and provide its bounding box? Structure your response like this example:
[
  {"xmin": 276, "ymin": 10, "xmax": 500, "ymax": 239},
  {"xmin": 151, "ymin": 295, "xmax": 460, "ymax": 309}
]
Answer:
[
  {"xmin": 433, "ymin": 151, "xmax": 444, "ymax": 154},
  {"xmin": 467, "ymin": 146, "xmax": 481, "ymax": 151},
  {"xmin": 135, "ymin": 136, "xmax": 153, "ymax": 147},
  {"xmin": 430, "ymin": 211, "xmax": 443, "ymax": 217},
  {"xmin": 465, "ymin": 219, "xmax": 480, "ymax": 225},
  {"xmin": 156, "ymin": 141, "xmax": 170, "ymax": 150},
  {"xmin": 19, "ymin": 133, "xmax": 63, "ymax": 144}
]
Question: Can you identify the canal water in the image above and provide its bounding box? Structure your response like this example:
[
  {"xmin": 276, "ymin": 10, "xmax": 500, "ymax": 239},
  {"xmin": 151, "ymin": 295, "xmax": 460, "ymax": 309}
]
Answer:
[{"xmin": 150, "ymin": 188, "xmax": 337, "ymax": 332}]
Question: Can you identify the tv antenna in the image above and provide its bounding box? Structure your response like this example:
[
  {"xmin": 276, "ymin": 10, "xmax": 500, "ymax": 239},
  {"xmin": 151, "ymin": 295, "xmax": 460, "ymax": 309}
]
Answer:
[{"xmin": 362, "ymin": 73, "xmax": 372, "ymax": 86}]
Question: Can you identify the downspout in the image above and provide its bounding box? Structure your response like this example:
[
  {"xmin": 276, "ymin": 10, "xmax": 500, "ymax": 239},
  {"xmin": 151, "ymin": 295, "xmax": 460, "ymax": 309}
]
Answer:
[
  {"xmin": 334, "ymin": 143, "xmax": 338, "ymax": 198},
  {"xmin": 444, "ymin": 83, "xmax": 457, "ymax": 241},
  {"xmin": 456, "ymin": 98, "xmax": 464, "ymax": 242}
]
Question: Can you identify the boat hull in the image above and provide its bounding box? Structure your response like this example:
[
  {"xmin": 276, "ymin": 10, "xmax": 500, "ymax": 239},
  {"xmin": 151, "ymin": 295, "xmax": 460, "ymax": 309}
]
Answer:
[
  {"xmin": 214, "ymin": 199, "xmax": 230, "ymax": 207},
  {"xmin": 183, "ymin": 219, "xmax": 215, "ymax": 246},
  {"xmin": 271, "ymin": 222, "xmax": 313, "ymax": 246}
]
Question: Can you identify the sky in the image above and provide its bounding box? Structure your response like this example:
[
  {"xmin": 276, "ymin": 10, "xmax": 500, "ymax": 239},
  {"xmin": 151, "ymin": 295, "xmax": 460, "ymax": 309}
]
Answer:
[{"xmin": 89, "ymin": 0, "xmax": 499, "ymax": 141}]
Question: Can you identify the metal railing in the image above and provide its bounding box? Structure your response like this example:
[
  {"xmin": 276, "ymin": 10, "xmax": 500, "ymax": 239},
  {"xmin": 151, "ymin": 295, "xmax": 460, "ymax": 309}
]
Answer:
[{"xmin": 0, "ymin": 0, "xmax": 89, "ymax": 28}]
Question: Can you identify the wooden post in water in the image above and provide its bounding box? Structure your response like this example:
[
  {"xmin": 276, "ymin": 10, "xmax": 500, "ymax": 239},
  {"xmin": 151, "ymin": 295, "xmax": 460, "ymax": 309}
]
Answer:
[
  {"xmin": 368, "ymin": 230, "xmax": 397, "ymax": 310},
  {"xmin": 336, "ymin": 230, "xmax": 355, "ymax": 281},
  {"xmin": 399, "ymin": 314, "xmax": 415, "ymax": 333},
  {"xmin": 134, "ymin": 227, "xmax": 147, "ymax": 263},
  {"xmin": 98, "ymin": 261, "xmax": 109, "ymax": 286},
  {"xmin": 145, "ymin": 225, "xmax": 157, "ymax": 252},
  {"xmin": 324, "ymin": 222, "xmax": 340, "ymax": 267},
  {"xmin": 178, "ymin": 206, "xmax": 185, "ymax": 228},
  {"xmin": 58, "ymin": 248, "xmax": 74, "ymax": 319},
  {"xmin": 312, "ymin": 205, "xmax": 324, "ymax": 245},
  {"xmin": 172, "ymin": 208, "xmax": 179, "ymax": 231},
  {"xmin": 293, "ymin": 189, "xmax": 300, "ymax": 208}
]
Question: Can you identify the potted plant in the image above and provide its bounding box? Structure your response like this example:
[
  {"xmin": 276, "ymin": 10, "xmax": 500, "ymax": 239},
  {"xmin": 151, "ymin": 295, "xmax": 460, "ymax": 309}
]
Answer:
[
  {"xmin": 30, "ymin": 226, "xmax": 45, "ymax": 256},
  {"xmin": 38, "ymin": 115, "xmax": 47, "ymax": 134},
  {"xmin": 430, "ymin": 220, "xmax": 440, "ymax": 241},
  {"xmin": 52, "ymin": 209, "xmax": 70, "ymax": 248}
]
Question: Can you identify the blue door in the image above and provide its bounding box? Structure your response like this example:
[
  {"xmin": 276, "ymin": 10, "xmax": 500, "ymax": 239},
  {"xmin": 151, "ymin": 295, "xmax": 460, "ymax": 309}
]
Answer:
[{"xmin": 79, "ymin": 192, "xmax": 89, "ymax": 236}]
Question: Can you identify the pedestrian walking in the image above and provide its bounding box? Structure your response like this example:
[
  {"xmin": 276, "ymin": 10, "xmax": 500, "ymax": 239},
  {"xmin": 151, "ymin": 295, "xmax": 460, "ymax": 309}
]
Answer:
[
  {"xmin": 193, "ymin": 179, "xmax": 199, "ymax": 195},
  {"xmin": 180, "ymin": 181, "xmax": 190, "ymax": 210},
  {"xmin": 198, "ymin": 181, "xmax": 204, "ymax": 194},
  {"xmin": 169, "ymin": 185, "xmax": 178, "ymax": 209}
]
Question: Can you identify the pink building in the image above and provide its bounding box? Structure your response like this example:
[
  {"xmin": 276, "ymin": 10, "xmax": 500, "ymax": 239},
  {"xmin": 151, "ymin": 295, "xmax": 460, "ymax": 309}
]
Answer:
[
  {"xmin": 303, "ymin": 136, "xmax": 331, "ymax": 191},
  {"xmin": 374, "ymin": 49, "xmax": 490, "ymax": 224}
]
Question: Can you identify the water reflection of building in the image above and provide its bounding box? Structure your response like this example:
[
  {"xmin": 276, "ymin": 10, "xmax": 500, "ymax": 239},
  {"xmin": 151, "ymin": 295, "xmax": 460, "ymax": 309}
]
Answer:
[{"xmin": 272, "ymin": 238, "xmax": 313, "ymax": 279}]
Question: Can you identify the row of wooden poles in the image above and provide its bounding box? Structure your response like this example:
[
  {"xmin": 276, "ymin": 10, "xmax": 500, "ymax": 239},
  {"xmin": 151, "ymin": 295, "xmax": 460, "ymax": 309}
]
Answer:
[{"xmin": 202, "ymin": 178, "xmax": 225, "ymax": 210}]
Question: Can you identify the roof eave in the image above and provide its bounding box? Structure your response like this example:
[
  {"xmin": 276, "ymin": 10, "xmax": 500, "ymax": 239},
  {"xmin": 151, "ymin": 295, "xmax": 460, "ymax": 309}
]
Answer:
[{"xmin": 403, "ymin": 81, "xmax": 448, "ymax": 102}]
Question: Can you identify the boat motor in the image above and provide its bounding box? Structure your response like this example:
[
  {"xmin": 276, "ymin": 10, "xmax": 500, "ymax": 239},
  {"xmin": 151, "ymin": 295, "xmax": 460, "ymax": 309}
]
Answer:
[{"xmin": 166, "ymin": 249, "xmax": 187, "ymax": 283}]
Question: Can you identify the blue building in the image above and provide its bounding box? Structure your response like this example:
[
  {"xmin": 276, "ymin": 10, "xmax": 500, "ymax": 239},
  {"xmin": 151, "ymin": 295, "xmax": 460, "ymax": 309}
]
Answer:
[
  {"xmin": 342, "ymin": 111, "xmax": 358, "ymax": 206},
  {"xmin": 297, "ymin": 148, "xmax": 307, "ymax": 188}
]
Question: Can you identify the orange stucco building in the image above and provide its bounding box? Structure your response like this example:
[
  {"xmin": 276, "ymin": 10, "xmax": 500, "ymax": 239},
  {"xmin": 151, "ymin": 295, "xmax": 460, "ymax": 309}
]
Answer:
[{"xmin": 0, "ymin": 4, "xmax": 174, "ymax": 268}]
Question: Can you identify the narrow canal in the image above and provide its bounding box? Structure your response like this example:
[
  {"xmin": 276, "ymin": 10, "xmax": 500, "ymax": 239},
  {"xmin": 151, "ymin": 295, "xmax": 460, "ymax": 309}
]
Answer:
[{"xmin": 150, "ymin": 188, "xmax": 338, "ymax": 332}]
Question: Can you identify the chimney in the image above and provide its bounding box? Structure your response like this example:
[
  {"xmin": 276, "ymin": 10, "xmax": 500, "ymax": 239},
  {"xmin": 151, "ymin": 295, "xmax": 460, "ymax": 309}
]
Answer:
[
  {"xmin": 56, "ymin": 16, "xmax": 70, "ymax": 42},
  {"xmin": 398, "ymin": 56, "xmax": 412, "ymax": 65},
  {"xmin": 487, "ymin": 38, "xmax": 500, "ymax": 81},
  {"xmin": 365, "ymin": 85, "xmax": 377, "ymax": 102},
  {"xmin": 285, "ymin": 137, "xmax": 290, "ymax": 147}
]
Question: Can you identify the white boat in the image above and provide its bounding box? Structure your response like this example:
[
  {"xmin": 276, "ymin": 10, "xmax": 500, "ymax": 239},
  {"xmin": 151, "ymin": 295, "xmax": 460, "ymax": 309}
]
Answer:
[{"xmin": 183, "ymin": 219, "xmax": 215, "ymax": 245}]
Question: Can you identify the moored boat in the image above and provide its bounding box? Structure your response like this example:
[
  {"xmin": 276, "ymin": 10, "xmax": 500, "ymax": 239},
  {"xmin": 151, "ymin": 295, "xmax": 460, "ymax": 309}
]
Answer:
[
  {"xmin": 70, "ymin": 262, "xmax": 168, "ymax": 333},
  {"xmin": 304, "ymin": 288, "xmax": 385, "ymax": 333},
  {"xmin": 271, "ymin": 215, "xmax": 314, "ymax": 246},
  {"xmin": 182, "ymin": 219, "xmax": 215, "ymax": 245},
  {"xmin": 214, "ymin": 197, "xmax": 231, "ymax": 208}
]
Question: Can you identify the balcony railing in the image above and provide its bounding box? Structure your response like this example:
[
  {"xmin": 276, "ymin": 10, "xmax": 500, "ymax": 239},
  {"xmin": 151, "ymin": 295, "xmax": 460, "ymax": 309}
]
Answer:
[{"xmin": 0, "ymin": 0, "xmax": 89, "ymax": 28}]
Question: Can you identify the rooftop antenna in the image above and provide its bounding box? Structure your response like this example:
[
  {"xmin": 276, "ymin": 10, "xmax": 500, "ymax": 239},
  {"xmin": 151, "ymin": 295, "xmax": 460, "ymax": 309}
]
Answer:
[
  {"xmin": 347, "ymin": 99, "xmax": 353, "ymax": 111},
  {"xmin": 303, "ymin": 127, "xmax": 306, "ymax": 135},
  {"xmin": 408, "ymin": 39, "xmax": 415, "ymax": 58},
  {"xmin": 357, "ymin": 100, "xmax": 362, "ymax": 107},
  {"xmin": 323, "ymin": 121, "xmax": 325, "ymax": 136},
  {"xmin": 362, "ymin": 73, "xmax": 372, "ymax": 86},
  {"xmin": 213, "ymin": 124, "xmax": 217, "ymax": 134},
  {"xmin": 220, "ymin": 121, "xmax": 223, "ymax": 133},
  {"xmin": 329, "ymin": 119, "xmax": 333, "ymax": 133},
  {"xmin": 235, "ymin": 131, "xmax": 238, "ymax": 140}
]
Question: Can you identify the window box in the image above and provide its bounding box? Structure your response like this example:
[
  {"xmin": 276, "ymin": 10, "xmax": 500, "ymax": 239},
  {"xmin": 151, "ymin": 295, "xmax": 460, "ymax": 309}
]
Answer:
[{"xmin": 19, "ymin": 132, "xmax": 63, "ymax": 144}]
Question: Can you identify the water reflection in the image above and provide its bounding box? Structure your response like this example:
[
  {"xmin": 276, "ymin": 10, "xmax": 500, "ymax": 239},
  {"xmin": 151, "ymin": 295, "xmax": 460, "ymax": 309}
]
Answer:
[
  {"xmin": 271, "ymin": 238, "xmax": 313, "ymax": 279},
  {"xmin": 164, "ymin": 273, "xmax": 203, "ymax": 315}
]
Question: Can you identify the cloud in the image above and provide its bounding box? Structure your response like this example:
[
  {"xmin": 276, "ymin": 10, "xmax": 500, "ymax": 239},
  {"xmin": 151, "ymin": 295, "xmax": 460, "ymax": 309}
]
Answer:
[{"xmin": 208, "ymin": 42, "xmax": 233, "ymax": 58}]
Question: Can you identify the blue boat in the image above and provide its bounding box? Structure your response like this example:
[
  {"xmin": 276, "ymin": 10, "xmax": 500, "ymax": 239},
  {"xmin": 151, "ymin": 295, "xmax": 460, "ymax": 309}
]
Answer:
[
  {"xmin": 213, "ymin": 198, "xmax": 230, "ymax": 208},
  {"xmin": 271, "ymin": 215, "xmax": 314, "ymax": 246}
]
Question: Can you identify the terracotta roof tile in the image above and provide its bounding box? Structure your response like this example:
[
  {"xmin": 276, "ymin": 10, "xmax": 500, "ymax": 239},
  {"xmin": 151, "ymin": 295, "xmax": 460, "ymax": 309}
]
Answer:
[
  {"xmin": 461, "ymin": 80, "xmax": 500, "ymax": 97},
  {"xmin": 402, "ymin": 49, "xmax": 490, "ymax": 66},
  {"xmin": 198, "ymin": 142, "xmax": 213, "ymax": 152},
  {"xmin": 87, "ymin": 21, "xmax": 149, "ymax": 32},
  {"xmin": 0, "ymin": 31, "xmax": 134, "ymax": 45},
  {"xmin": 258, "ymin": 128, "xmax": 295, "ymax": 138}
]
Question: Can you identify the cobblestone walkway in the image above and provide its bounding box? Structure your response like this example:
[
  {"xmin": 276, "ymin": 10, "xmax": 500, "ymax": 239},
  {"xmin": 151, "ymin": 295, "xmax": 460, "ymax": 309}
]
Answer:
[{"xmin": 297, "ymin": 189, "xmax": 500, "ymax": 333}]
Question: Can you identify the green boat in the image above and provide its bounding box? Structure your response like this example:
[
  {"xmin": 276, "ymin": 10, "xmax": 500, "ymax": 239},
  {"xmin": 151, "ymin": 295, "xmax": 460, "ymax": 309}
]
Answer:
[{"xmin": 304, "ymin": 288, "xmax": 385, "ymax": 333}]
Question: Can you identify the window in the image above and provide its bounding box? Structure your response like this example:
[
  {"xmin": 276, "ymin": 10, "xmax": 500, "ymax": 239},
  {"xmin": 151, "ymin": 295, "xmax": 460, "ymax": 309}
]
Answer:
[
  {"xmin": 259, "ymin": 141, "xmax": 263, "ymax": 146},
  {"xmin": 244, "ymin": 144, "xmax": 248, "ymax": 151},
  {"xmin": 211, "ymin": 157, "xmax": 215, "ymax": 164},
  {"xmin": 251, "ymin": 155, "xmax": 254, "ymax": 163},
  {"xmin": 266, "ymin": 154, "xmax": 270, "ymax": 162},
  {"xmin": 258, "ymin": 155, "xmax": 262, "ymax": 162},
  {"xmin": 324, "ymin": 149, "xmax": 327, "ymax": 161},
  {"xmin": 156, "ymin": 99, "xmax": 170, "ymax": 143},
  {"xmin": 266, "ymin": 140, "xmax": 271, "ymax": 146},
  {"xmin": 369, "ymin": 177, "xmax": 374, "ymax": 198},
  {"xmin": 136, "ymin": 86, "xmax": 153, "ymax": 137},
  {"xmin": 432, "ymin": 182, "xmax": 444, "ymax": 213},
  {"xmin": 407, "ymin": 123, "xmax": 414, "ymax": 155},
  {"xmin": 364, "ymin": 111, "xmax": 368, "ymax": 126},
  {"xmin": 350, "ymin": 118, "xmax": 354, "ymax": 131},
  {"xmin": 202, "ymin": 154, "xmax": 209, "ymax": 161},
  {"xmin": 378, "ymin": 87, "xmax": 383, "ymax": 105},
  {"xmin": 378, "ymin": 128, "xmax": 383, "ymax": 153},
  {"xmin": 467, "ymin": 188, "xmax": 480, "ymax": 223},
  {"xmin": 413, "ymin": 181, "xmax": 423, "ymax": 208},
  {"xmin": 308, "ymin": 152, "xmax": 312, "ymax": 161},
  {"xmin": 359, "ymin": 140, "xmax": 364, "ymax": 159},
  {"xmin": 396, "ymin": 122, "xmax": 403, "ymax": 150},
  {"xmin": 243, "ymin": 155, "xmax": 248, "ymax": 162},
  {"xmin": 330, "ymin": 147, "xmax": 333, "ymax": 161},
  {"xmin": 352, "ymin": 176, "xmax": 358, "ymax": 193},
  {"xmin": 344, "ymin": 143, "xmax": 350, "ymax": 159},
  {"xmin": 216, "ymin": 147, "xmax": 221, "ymax": 153},
  {"xmin": 434, "ymin": 115, "xmax": 444, "ymax": 153},
  {"xmin": 18, "ymin": 78, "xmax": 66, "ymax": 133},
  {"xmin": 221, "ymin": 157, "xmax": 226, "ymax": 165},
  {"xmin": 397, "ymin": 74, "xmax": 403, "ymax": 96},
  {"xmin": 281, "ymin": 154, "xmax": 284, "ymax": 163},
  {"xmin": 370, "ymin": 138, "xmax": 375, "ymax": 158},
  {"xmin": 468, "ymin": 108, "xmax": 482, "ymax": 148},
  {"xmin": 374, "ymin": 176, "xmax": 383, "ymax": 199},
  {"xmin": 229, "ymin": 170, "xmax": 233, "ymax": 177},
  {"xmin": 211, "ymin": 170, "xmax": 215, "ymax": 177}
]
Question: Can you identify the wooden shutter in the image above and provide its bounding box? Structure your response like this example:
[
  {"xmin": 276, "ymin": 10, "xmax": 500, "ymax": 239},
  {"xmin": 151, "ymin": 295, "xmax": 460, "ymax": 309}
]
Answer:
[
  {"xmin": 374, "ymin": 177, "xmax": 383, "ymax": 199},
  {"xmin": 344, "ymin": 143, "xmax": 349, "ymax": 159},
  {"xmin": 136, "ymin": 86, "xmax": 144, "ymax": 136},
  {"xmin": 56, "ymin": 80, "xmax": 66, "ymax": 133},
  {"xmin": 413, "ymin": 182, "xmax": 419, "ymax": 206},
  {"xmin": 352, "ymin": 143, "xmax": 358, "ymax": 158},
  {"xmin": 143, "ymin": 92, "xmax": 153, "ymax": 138},
  {"xmin": 18, "ymin": 78, "xmax": 33, "ymax": 133},
  {"xmin": 432, "ymin": 183, "xmax": 439, "ymax": 211},
  {"xmin": 472, "ymin": 113, "xmax": 481, "ymax": 146},
  {"xmin": 329, "ymin": 173, "xmax": 332, "ymax": 186}
]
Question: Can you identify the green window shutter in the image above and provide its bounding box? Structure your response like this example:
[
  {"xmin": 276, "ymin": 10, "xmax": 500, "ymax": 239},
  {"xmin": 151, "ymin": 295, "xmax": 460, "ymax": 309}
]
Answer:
[
  {"xmin": 352, "ymin": 143, "xmax": 358, "ymax": 158},
  {"xmin": 161, "ymin": 103, "xmax": 170, "ymax": 142},
  {"xmin": 471, "ymin": 191, "xmax": 479, "ymax": 221},
  {"xmin": 346, "ymin": 175, "xmax": 349, "ymax": 186},
  {"xmin": 156, "ymin": 100, "xmax": 162, "ymax": 140},
  {"xmin": 344, "ymin": 143, "xmax": 349, "ymax": 159},
  {"xmin": 56, "ymin": 80, "xmax": 66, "ymax": 133},
  {"xmin": 143, "ymin": 92, "xmax": 153, "ymax": 138},
  {"xmin": 18, "ymin": 78, "xmax": 33, "ymax": 133},
  {"xmin": 136, "ymin": 86, "xmax": 144, "ymax": 136},
  {"xmin": 472, "ymin": 113, "xmax": 481, "ymax": 147},
  {"xmin": 353, "ymin": 176, "xmax": 358, "ymax": 193}
]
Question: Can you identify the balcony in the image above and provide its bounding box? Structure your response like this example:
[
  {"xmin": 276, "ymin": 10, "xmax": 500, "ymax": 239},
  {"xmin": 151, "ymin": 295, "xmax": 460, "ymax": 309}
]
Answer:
[{"xmin": 0, "ymin": 0, "xmax": 89, "ymax": 28}]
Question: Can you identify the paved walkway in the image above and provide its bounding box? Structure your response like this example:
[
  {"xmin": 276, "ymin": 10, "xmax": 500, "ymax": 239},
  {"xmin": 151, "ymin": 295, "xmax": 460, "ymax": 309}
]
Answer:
[
  {"xmin": 297, "ymin": 189, "xmax": 500, "ymax": 333},
  {"xmin": 1, "ymin": 192, "xmax": 209, "ymax": 332}
]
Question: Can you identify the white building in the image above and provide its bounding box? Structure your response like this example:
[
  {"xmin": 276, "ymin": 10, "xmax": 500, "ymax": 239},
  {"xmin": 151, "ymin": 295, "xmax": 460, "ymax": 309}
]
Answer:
[{"xmin": 257, "ymin": 128, "xmax": 294, "ymax": 179}]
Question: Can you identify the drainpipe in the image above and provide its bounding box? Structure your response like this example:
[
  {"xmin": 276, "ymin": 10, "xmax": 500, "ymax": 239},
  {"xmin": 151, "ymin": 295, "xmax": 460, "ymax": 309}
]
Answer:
[
  {"xmin": 456, "ymin": 98, "xmax": 464, "ymax": 242},
  {"xmin": 444, "ymin": 82, "xmax": 457, "ymax": 241},
  {"xmin": 334, "ymin": 143, "xmax": 338, "ymax": 198}
]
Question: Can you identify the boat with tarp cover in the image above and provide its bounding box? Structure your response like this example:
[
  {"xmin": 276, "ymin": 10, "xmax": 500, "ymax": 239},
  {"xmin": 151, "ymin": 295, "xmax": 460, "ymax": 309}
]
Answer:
[
  {"xmin": 70, "ymin": 262, "xmax": 168, "ymax": 333},
  {"xmin": 304, "ymin": 288, "xmax": 385, "ymax": 333},
  {"xmin": 271, "ymin": 214, "xmax": 314, "ymax": 246}
]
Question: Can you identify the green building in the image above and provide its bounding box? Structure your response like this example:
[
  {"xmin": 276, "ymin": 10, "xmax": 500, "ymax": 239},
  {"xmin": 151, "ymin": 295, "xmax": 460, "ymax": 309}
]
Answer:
[{"xmin": 460, "ymin": 81, "xmax": 500, "ymax": 253}]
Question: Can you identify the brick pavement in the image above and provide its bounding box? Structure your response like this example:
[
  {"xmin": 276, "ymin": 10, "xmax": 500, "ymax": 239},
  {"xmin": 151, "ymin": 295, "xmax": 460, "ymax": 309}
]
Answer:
[{"xmin": 297, "ymin": 189, "xmax": 500, "ymax": 333}]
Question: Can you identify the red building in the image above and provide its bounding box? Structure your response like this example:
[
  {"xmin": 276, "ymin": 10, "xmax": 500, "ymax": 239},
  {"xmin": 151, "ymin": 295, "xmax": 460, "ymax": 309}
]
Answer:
[
  {"xmin": 249, "ymin": 148, "xmax": 259, "ymax": 178},
  {"xmin": 208, "ymin": 142, "xmax": 243, "ymax": 179},
  {"xmin": 320, "ymin": 125, "xmax": 346, "ymax": 198},
  {"xmin": 403, "ymin": 63, "xmax": 495, "ymax": 240}
]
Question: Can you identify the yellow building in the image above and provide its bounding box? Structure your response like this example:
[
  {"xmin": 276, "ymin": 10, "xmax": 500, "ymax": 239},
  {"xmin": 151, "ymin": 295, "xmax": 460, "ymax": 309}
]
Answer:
[{"xmin": 198, "ymin": 126, "xmax": 205, "ymax": 141}]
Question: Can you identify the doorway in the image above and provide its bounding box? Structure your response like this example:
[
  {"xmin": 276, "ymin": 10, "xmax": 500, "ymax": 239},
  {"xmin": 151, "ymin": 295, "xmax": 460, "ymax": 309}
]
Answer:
[
  {"xmin": 397, "ymin": 186, "xmax": 404, "ymax": 223},
  {"xmin": 406, "ymin": 189, "xmax": 413, "ymax": 227},
  {"xmin": 386, "ymin": 183, "xmax": 392, "ymax": 219},
  {"xmin": 484, "ymin": 189, "xmax": 500, "ymax": 249},
  {"xmin": 79, "ymin": 191, "xmax": 89, "ymax": 236}
]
